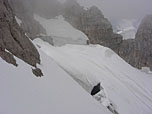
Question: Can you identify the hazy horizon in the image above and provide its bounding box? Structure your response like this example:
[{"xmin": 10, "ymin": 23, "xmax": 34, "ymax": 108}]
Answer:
[
  {"xmin": 31, "ymin": 0, "xmax": 152, "ymax": 23},
  {"xmin": 76, "ymin": 0, "xmax": 152, "ymax": 22}
]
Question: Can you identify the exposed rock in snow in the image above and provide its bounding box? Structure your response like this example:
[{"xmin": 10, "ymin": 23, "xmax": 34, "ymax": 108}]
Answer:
[{"xmin": 32, "ymin": 67, "xmax": 44, "ymax": 77}]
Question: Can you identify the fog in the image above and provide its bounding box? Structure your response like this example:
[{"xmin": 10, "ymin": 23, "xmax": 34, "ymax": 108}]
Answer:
[
  {"xmin": 76, "ymin": 0, "xmax": 152, "ymax": 22},
  {"xmin": 28, "ymin": 0, "xmax": 152, "ymax": 28},
  {"xmin": 31, "ymin": 0, "xmax": 152, "ymax": 22}
]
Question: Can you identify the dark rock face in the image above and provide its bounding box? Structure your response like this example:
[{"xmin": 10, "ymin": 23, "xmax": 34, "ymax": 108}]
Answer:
[
  {"xmin": 0, "ymin": 49, "xmax": 17, "ymax": 66},
  {"xmin": 119, "ymin": 39, "xmax": 136, "ymax": 65},
  {"xmin": 9, "ymin": 0, "xmax": 46, "ymax": 39},
  {"xmin": 119, "ymin": 15, "xmax": 152, "ymax": 70},
  {"xmin": 63, "ymin": 1, "xmax": 122, "ymax": 53},
  {"xmin": 134, "ymin": 15, "xmax": 152, "ymax": 70},
  {"xmin": 0, "ymin": 0, "xmax": 40, "ymax": 67},
  {"xmin": 91, "ymin": 83, "xmax": 101, "ymax": 96}
]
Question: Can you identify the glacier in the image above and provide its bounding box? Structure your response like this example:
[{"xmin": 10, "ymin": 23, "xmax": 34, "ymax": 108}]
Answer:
[
  {"xmin": 34, "ymin": 14, "xmax": 88, "ymax": 46},
  {"xmin": 34, "ymin": 38, "xmax": 152, "ymax": 114}
]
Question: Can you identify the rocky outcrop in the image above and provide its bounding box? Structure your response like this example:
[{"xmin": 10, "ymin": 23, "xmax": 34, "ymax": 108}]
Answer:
[
  {"xmin": 63, "ymin": 0, "xmax": 122, "ymax": 53},
  {"xmin": 32, "ymin": 68, "xmax": 43, "ymax": 77},
  {"xmin": 9, "ymin": 0, "xmax": 46, "ymax": 39},
  {"xmin": 119, "ymin": 15, "xmax": 152, "ymax": 70},
  {"xmin": 0, "ymin": 0, "xmax": 40, "ymax": 68},
  {"xmin": 119, "ymin": 39, "xmax": 136, "ymax": 65}
]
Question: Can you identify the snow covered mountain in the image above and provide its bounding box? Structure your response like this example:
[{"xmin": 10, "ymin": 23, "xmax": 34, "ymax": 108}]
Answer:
[
  {"xmin": 1, "ymin": 0, "xmax": 152, "ymax": 114},
  {"xmin": 32, "ymin": 12, "xmax": 152, "ymax": 114},
  {"xmin": 0, "ymin": 1, "xmax": 111, "ymax": 113}
]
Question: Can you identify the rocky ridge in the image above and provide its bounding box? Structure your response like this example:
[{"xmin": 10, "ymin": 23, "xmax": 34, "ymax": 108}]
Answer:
[
  {"xmin": 119, "ymin": 15, "xmax": 152, "ymax": 70},
  {"xmin": 62, "ymin": 0, "xmax": 152, "ymax": 70},
  {"xmin": 0, "ymin": 0, "xmax": 43, "ymax": 76},
  {"xmin": 62, "ymin": 0, "xmax": 122, "ymax": 53}
]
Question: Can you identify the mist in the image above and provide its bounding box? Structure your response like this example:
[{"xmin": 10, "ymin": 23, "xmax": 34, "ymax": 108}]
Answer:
[
  {"xmin": 76, "ymin": 0, "xmax": 152, "ymax": 22},
  {"xmin": 30, "ymin": 0, "xmax": 152, "ymax": 22}
]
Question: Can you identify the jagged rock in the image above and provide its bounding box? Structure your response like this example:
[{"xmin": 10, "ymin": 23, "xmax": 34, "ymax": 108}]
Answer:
[
  {"xmin": 119, "ymin": 39, "xmax": 136, "ymax": 65},
  {"xmin": 134, "ymin": 15, "xmax": 152, "ymax": 70},
  {"xmin": 32, "ymin": 67, "xmax": 43, "ymax": 77},
  {"xmin": 63, "ymin": 1, "xmax": 123, "ymax": 53},
  {"xmin": 9, "ymin": 0, "xmax": 46, "ymax": 39},
  {"xmin": 119, "ymin": 15, "xmax": 152, "ymax": 70},
  {"xmin": 0, "ymin": 49, "xmax": 17, "ymax": 66},
  {"xmin": 0, "ymin": 0, "xmax": 40, "ymax": 67}
]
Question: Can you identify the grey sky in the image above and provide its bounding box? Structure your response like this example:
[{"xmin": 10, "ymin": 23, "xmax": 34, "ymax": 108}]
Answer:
[
  {"xmin": 76, "ymin": 0, "xmax": 152, "ymax": 22},
  {"xmin": 34, "ymin": 0, "xmax": 152, "ymax": 24}
]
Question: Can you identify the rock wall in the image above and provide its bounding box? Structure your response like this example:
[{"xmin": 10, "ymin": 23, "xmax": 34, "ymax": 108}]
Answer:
[
  {"xmin": 9, "ymin": 0, "xmax": 46, "ymax": 39},
  {"xmin": 63, "ymin": 0, "xmax": 122, "ymax": 53},
  {"xmin": 0, "ymin": 0, "xmax": 40, "ymax": 67},
  {"xmin": 119, "ymin": 15, "xmax": 152, "ymax": 70}
]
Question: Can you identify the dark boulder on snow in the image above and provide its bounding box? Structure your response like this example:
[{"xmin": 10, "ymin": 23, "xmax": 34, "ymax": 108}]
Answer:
[
  {"xmin": 32, "ymin": 67, "xmax": 44, "ymax": 77},
  {"xmin": 91, "ymin": 83, "xmax": 101, "ymax": 96}
]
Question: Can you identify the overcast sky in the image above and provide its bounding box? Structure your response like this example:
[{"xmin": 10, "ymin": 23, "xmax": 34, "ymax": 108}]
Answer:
[{"xmin": 75, "ymin": 0, "xmax": 152, "ymax": 22}]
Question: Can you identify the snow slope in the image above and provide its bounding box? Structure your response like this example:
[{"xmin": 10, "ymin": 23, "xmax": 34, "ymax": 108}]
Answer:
[
  {"xmin": 34, "ymin": 38, "xmax": 152, "ymax": 114},
  {"xmin": 34, "ymin": 14, "xmax": 88, "ymax": 46},
  {"xmin": 0, "ymin": 48, "xmax": 111, "ymax": 114}
]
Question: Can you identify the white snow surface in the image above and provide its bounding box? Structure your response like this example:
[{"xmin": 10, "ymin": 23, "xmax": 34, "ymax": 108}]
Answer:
[
  {"xmin": 141, "ymin": 67, "xmax": 152, "ymax": 74},
  {"xmin": 0, "ymin": 48, "xmax": 111, "ymax": 114},
  {"xmin": 116, "ymin": 19, "xmax": 137, "ymax": 39},
  {"xmin": 34, "ymin": 38, "xmax": 152, "ymax": 114},
  {"xmin": 34, "ymin": 14, "xmax": 88, "ymax": 46},
  {"xmin": 15, "ymin": 16, "xmax": 22, "ymax": 26}
]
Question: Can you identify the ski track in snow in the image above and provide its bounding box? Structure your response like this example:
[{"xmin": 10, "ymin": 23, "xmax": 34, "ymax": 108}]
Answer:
[
  {"xmin": 34, "ymin": 38, "xmax": 152, "ymax": 114},
  {"xmin": 0, "ymin": 47, "xmax": 111, "ymax": 114}
]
